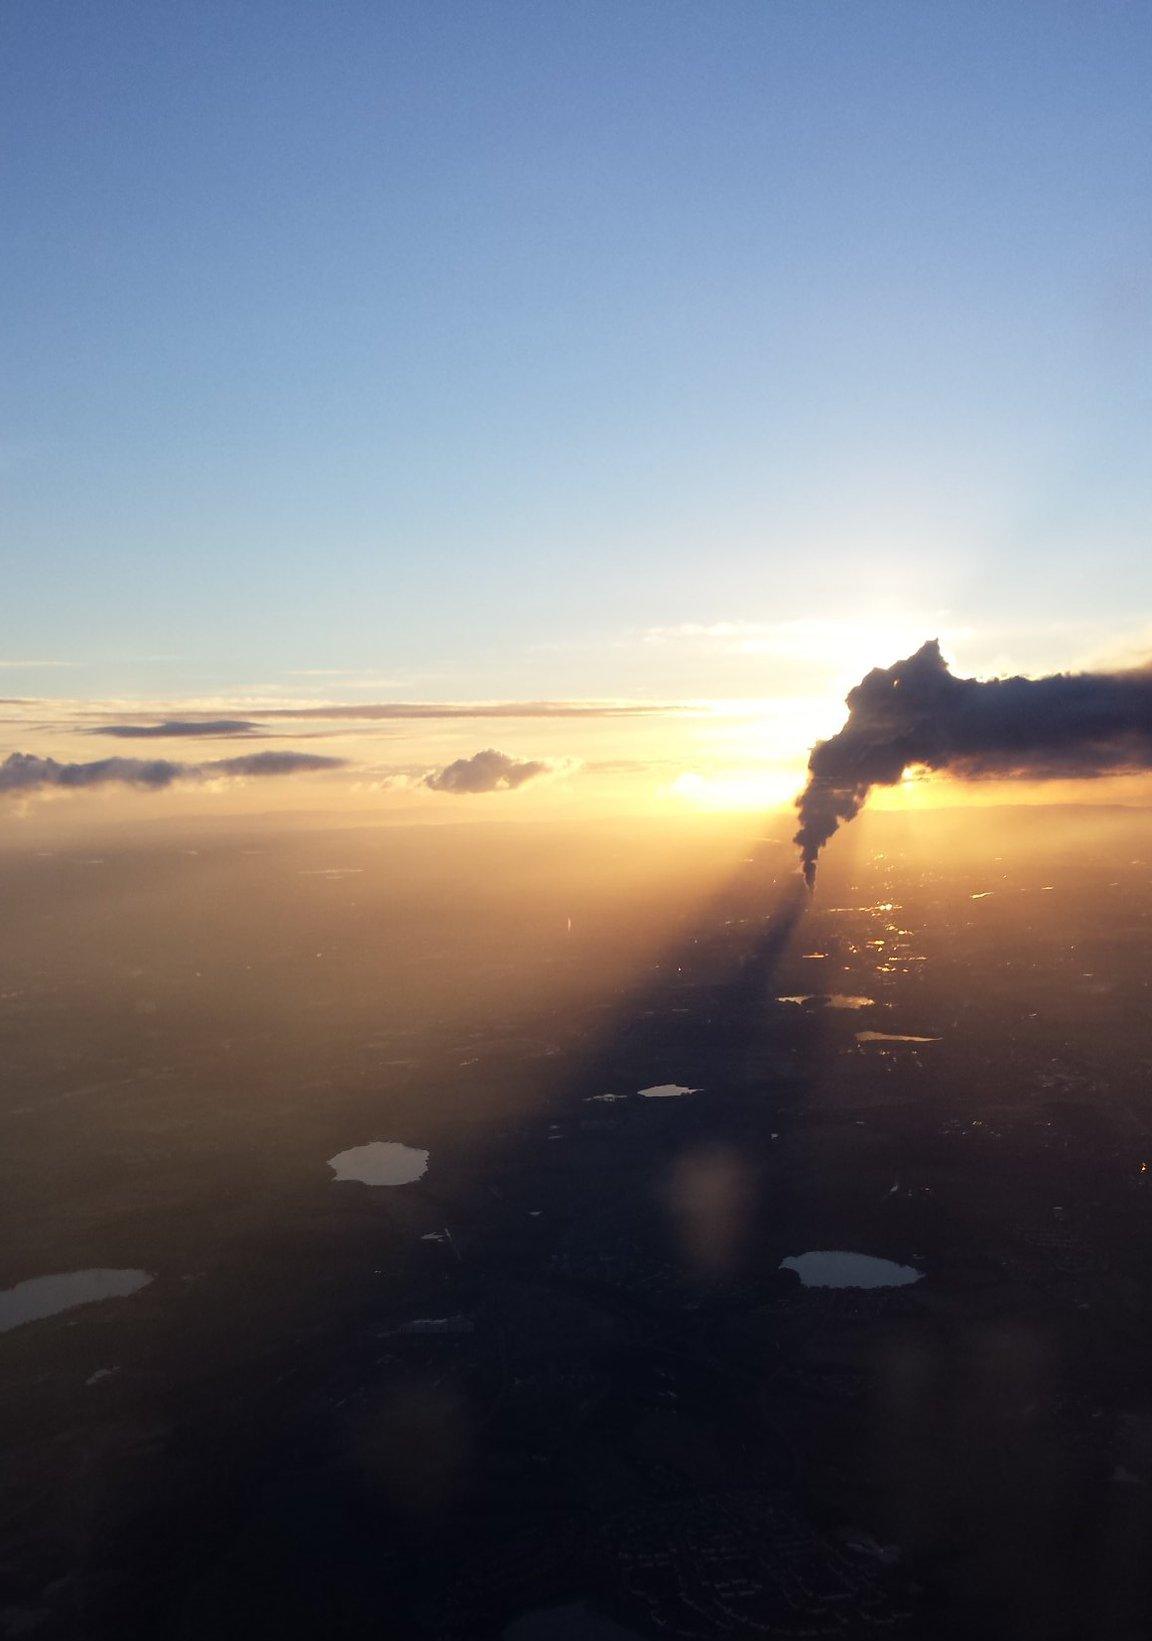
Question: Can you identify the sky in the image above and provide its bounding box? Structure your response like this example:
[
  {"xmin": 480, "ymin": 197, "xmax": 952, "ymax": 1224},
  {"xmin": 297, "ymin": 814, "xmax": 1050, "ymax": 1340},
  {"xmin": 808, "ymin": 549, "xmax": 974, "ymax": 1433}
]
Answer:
[{"xmin": 2, "ymin": 1, "xmax": 1151, "ymax": 823}]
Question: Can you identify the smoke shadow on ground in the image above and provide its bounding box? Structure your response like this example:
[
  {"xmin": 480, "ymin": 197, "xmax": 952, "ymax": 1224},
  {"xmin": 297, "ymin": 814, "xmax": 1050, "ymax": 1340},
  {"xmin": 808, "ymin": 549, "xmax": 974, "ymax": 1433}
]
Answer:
[{"xmin": 151, "ymin": 850, "xmax": 887, "ymax": 1640}]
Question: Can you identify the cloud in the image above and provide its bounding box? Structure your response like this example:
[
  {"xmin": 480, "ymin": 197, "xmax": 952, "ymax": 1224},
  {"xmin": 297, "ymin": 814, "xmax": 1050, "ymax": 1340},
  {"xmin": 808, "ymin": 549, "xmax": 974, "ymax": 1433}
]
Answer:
[
  {"xmin": 258, "ymin": 700, "xmax": 676, "ymax": 721},
  {"xmin": 423, "ymin": 748, "xmax": 564, "ymax": 794},
  {"xmin": 210, "ymin": 751, "xmax": 344, "ymax": 778},
  {"xmin": 794, "ymin": 640, "xmax": 1152, "ymax": 886},
  {"xmin": 90, "ymin": 719, "xmax": 261, "ymax": 739},
  {"xmin": 0, "ymin": 749, "xmax": 346, "ymax": 797},
  {"xmin": 0, "ymin": 754, "xmax": 189, "ymax": 793}
]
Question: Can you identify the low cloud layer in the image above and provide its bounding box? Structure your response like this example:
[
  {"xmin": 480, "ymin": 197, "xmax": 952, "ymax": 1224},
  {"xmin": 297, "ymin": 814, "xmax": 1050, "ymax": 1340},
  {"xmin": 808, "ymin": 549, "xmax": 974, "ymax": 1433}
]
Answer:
[
  {"xmin": 214, "ymin": 751, "xmax": 345, "ymax": 778},
  {"xmin": 0, "ymin": 749, "xmax": 346, "ymax": 797},
  {"xmin": 92, "ymin": 719, "xmax": 260, "ymax": 739},
  {"xmin": 795, "ymin": 640, "xmax": 1152, "ymax": 887},
  {"xmin": 423, "ymin": 748, "xmax": 560, "ymax": 794}
]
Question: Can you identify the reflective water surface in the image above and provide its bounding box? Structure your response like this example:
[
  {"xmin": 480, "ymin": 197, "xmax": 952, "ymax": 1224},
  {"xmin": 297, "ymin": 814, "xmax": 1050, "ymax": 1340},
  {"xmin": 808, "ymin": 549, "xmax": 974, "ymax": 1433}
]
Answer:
[
  {"xmin": 780, "ymin": 1251, "xmax": 923, "ymax": 1289},
  {"xmin": 327, "ymin": 1141, "xmax": 429, "ymax": 1185},
  {"xmin": 0, "ymin": 1270, "xmax": 152, "ymax": 1334}
]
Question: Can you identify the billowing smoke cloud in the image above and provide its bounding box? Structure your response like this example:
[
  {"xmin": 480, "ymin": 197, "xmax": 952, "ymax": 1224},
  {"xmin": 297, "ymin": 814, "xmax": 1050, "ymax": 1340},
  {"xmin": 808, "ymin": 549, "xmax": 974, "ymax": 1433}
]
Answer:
[
  {"xmin": 0, "ymin": 749, "xmax": 345, "ymax": 797},
  {"xmin": 794, "ymin": 640, "xmax": 1152, "ymax": 887},
  {"xmin": 92, "ymin": 719, "xmax": 260, "ymax": 739},
  {"xmin": 423, "ymin": 748, "xmax": 558, "ymax": 794}
]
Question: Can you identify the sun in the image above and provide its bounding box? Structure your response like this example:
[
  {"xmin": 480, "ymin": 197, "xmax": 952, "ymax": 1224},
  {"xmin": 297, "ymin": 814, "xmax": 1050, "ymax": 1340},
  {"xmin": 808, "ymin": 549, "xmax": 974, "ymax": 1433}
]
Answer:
[{"xmin": 666, "ymin": 768, "xmax": 802, "ymax": 812}]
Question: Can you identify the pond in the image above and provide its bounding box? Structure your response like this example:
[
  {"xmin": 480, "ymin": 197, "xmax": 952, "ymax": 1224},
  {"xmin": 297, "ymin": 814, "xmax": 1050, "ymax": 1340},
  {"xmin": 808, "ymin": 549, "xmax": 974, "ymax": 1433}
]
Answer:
[
  {"xmin": 780, "ymin": 1251, "xmax": 922, "ymax": 1289},
  {"xmin": 777, "ymin": 994, "xmax": 875, "ymax": 1009},
  {"xmin": 328, "ymin": 1141, "xmax": 429, "ymax": 1185}
]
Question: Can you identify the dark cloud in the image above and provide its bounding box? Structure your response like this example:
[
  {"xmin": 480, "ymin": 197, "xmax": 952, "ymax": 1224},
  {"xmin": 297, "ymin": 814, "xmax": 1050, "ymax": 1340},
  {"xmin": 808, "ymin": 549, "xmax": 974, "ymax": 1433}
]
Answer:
[
  {"xmin": 795, "ymin": 640, "xmax": 1152, "ymax": 887},
  {"xmin": 210, "ymin": 751, "xmax": 344, "ymax": 778},
  {"xmin": 91, "ymin": 719, "xmax": 261, "ymax": 739},
  {"xmin": 0, "ymin": 749, "xmax": 346, "ymax": 797},
  {"xmin": 423, "ymin": 748, "xmax": 558, "ymax": 794},
  {"xmin": 0, "ymin": 754, "xmax": 188, "ymax": 793}
]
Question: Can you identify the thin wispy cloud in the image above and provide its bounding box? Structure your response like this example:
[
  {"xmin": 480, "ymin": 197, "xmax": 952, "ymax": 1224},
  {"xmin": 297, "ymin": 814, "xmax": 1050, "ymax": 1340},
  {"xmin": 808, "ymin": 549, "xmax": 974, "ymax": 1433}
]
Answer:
[
  {"xmin": 259, "ymin": 700, "xmax": 679, "ymax": 721},
  {"xmin": 635, "ymin": 617, "xmax": 978, "ymax": 659},
  {"xmin": 283, "ymin": 670, "xmax": 413, "ymax": 683},
  {"xmin": 0, "ymin": 692, "xmax": 697, "ymax": 730},
  {"xmin": 90, "ymin": 719, "xmax": 261, "ymax": 739}
]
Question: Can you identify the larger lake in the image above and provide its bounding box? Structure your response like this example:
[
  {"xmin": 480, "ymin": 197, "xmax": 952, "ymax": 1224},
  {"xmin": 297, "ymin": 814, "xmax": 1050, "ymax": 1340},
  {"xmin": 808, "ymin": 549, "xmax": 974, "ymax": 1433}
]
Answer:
[{"xmin": 0, "ymin": 1269, "xmax": 153, "ymax": 1334}]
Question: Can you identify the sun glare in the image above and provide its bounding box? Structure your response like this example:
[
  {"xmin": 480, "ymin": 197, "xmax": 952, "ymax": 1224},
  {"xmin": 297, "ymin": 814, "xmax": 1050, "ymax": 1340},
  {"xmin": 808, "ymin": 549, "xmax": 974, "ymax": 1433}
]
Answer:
[{"xmin": 666, "ymin": 768, "xmax": 801, "ymax": 812}]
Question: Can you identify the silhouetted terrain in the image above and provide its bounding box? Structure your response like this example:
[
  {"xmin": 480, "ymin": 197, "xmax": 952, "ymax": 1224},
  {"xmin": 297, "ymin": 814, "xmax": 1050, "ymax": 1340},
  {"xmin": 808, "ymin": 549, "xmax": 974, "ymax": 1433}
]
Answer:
[{"xmin": 3, "ymin": 805, "xmax": 1152, "ymax": 1639}]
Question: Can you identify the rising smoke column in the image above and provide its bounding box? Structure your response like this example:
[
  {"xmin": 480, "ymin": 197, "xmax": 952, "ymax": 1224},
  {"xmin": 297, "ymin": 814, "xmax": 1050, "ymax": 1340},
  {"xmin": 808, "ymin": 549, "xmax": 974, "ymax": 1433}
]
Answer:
[{"xmin": 794, "ymin": 640, "xmax": 1152, "ymax": 888}]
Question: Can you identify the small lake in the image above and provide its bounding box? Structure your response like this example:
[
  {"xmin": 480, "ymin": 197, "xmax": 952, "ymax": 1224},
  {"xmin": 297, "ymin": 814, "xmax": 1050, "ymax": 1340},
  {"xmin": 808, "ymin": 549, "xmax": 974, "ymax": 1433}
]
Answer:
[
  {"xmin": 856, "ymin": 1030, "xmax": 939, "ymax": 1044},
  {"xmin": 0, "ymin": 1269, "xmax": 153, "ymax": 1334},
  {"xmin": 777, "ymin": 994, "xmax": 875, "ymax": 1009},
  {"xmin": 328, "ymin": 1141, "xmax": 429, "ymax": 1185},
  {"xmin": 780, "ymin": 1251, "xmax": 923, "ymax": 1289}
]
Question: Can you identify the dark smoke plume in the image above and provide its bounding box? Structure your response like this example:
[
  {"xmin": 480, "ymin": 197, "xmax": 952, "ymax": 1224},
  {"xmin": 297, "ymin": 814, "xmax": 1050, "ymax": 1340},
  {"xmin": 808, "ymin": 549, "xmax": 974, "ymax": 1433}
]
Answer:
[{"xmin": 794, "ymin": 640, "xmax": 1152, "ymax": 887}]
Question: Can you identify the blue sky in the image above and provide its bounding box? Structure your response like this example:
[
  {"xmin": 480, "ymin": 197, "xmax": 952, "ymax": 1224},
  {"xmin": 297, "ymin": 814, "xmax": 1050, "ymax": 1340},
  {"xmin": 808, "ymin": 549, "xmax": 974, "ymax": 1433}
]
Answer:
[{"xmin": 2, "ymin": 0, "xmax": 1150, "ymax": 706}]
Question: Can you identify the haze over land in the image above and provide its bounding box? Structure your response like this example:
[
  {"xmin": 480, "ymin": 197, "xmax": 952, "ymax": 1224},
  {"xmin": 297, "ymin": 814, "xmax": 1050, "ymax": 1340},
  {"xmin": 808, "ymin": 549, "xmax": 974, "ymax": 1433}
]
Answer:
[{"xmin": 6, "ymin": 801, "xmax": 1152, "ymax": 1638}]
